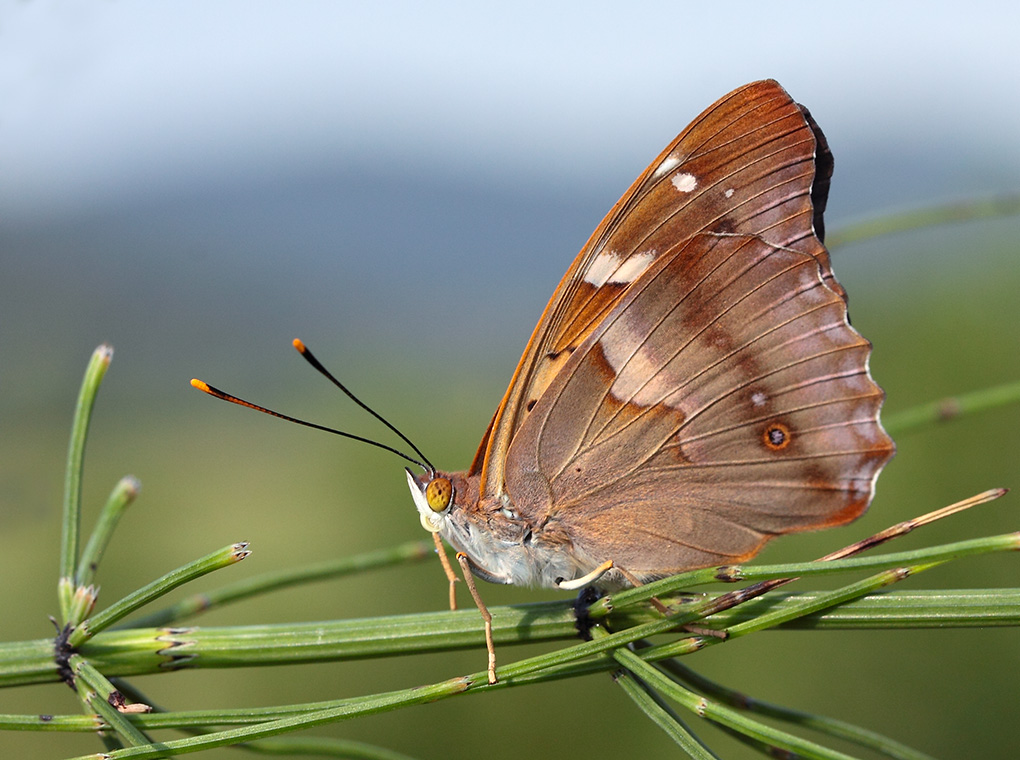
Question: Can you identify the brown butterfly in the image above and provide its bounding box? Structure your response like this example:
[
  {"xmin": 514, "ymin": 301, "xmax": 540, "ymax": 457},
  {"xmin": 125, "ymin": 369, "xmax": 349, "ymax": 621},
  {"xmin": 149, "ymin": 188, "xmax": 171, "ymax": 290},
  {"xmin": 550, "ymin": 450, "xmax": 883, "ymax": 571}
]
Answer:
[
  {"xmin": 194, "ymin": 79, "xmax": 894, "ymax": 684},
  {"xmin": 407, "ymin": 80, "xmax": 893, "ymax": 595}
]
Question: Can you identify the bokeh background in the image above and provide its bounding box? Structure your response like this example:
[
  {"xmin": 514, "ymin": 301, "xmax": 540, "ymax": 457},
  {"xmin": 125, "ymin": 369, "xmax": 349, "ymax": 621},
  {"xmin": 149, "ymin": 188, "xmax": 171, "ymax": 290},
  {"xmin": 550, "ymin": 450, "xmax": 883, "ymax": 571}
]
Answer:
[{"xmin": 2, "ymin": 2, "xmax": 1018, "ymax": 758}]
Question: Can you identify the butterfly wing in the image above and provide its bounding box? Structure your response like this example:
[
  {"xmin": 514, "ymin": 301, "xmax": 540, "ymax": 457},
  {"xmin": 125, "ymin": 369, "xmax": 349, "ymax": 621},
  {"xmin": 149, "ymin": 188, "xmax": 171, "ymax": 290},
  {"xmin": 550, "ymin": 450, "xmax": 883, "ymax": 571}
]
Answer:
[
  {"xmin": 502, "ymin": 229, "xmax": 893, "ymax": 578},
  {"xmin": 475, "ymin": 80, "xmax": 843, "ymax": 503}
]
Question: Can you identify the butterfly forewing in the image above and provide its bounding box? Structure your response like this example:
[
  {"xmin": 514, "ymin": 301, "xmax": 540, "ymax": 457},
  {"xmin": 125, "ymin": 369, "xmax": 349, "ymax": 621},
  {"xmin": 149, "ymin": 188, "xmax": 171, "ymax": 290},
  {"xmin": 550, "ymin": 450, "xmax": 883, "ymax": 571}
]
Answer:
[
  {"xmin": 478, "ymin": 80, "xmax": 842, "ymax": 499},
  {"xmin": 503, "ymin": 230, "xmax": 892, "ymax": 579}
]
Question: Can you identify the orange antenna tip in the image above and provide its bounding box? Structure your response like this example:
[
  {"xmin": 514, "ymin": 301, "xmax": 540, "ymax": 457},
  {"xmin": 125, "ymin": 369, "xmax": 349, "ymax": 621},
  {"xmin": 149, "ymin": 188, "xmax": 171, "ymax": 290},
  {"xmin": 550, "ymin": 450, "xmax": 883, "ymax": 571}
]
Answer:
[
  {"xmin": 191, "ymin": 378, "xmax": 211, "ymax": 392},
  {"xmin": 292, "ymin": 338, "xmax": 306, "ymax": 352}
]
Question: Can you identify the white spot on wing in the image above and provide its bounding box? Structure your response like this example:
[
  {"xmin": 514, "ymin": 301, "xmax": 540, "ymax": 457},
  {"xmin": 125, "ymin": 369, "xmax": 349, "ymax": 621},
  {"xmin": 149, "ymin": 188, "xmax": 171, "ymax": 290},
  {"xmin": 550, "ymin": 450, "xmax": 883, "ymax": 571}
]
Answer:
[
  {"xmin": 724, "ymin": 188, "xmax": 735, "ymax": 198},
  {"xmin": 613, "ymin": 250, "xmax": 655, "ymax": 284},
  {"xmin": 653, "ymin": 154, "xmax": 681, "ymax": 178},
  {"xmin": 584, "ymin": 249, "xmax": 656, "ymax": 287},
  {"xmin": 671, "ymin": 172, "xmax": 697, "ymax": 193},
  {"xmin": 751, "ymin": 391, "xmax": 768, "ymax": 407},
  {"xmin": 584, "ymin": 249, "xmax": 620, "ymax": 287}
]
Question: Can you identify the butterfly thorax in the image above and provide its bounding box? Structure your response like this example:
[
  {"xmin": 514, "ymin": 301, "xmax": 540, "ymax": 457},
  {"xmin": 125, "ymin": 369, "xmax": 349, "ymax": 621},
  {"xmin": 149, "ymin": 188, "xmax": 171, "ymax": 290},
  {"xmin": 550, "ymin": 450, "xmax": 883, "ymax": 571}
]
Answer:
[{"xmin": 406, "ymin": 468, "xmax": 584, "ymax": 587}]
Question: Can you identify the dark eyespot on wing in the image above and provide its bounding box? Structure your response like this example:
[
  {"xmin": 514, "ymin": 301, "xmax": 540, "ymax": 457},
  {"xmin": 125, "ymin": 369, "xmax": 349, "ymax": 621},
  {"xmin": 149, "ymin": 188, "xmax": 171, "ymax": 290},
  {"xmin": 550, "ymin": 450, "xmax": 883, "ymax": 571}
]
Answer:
[{"xmin": 762, "ymin": 421, "xmax": 792, "ymax": 450}]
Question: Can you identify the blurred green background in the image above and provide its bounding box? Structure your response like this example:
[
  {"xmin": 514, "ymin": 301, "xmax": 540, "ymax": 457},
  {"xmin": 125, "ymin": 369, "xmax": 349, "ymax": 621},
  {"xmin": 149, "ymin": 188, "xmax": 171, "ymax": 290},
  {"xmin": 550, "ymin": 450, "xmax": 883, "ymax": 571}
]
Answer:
[{"xmin": 1, "ymin": 3, "xmax": 1018, "ymax": 758}]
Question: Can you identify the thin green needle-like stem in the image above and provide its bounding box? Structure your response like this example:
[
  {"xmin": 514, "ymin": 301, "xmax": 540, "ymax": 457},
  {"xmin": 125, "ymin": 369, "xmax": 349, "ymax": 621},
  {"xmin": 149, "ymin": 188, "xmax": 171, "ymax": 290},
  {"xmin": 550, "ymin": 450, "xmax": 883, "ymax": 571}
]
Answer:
[
  {"xmin": 593, "ymin": 530, "xmax": 1019, "ymax": 617},
  {"xmin": 126, "ymin": 539, "xmax": 433, "ymax": 628},
  {"xmin": 233, "ymin": 736, "xmax": 421, "ymax": 759},
  {"xmin": 642, "ymin": 562, "xmax": 946, "ymax": 664},
  {"xmin": 884, "ymin": 379, "xmax": 1020, "ymax": 435},
  {"xmin": 77, "ymin": 475, "xmax": 141, "ymax": 587},
  {"xmin": 1, "ymin": 659, "xmax": 644, "ymax": 740},
  {"xmin": 106, "ymin": 680, "xmax": 422, "ymax": 760},
  {"xmin": 73, "ymin": 676, "xmax": 126, "ymax": 754},
  {"xmin": 679, "ymin": 588, "xmax": 1020, "ymax": 629},
  {"xmin": 1, "ymin": 713, "xmax": 106, "ymax": 731},
  {"xmin": 67, "ymin": 676, "xmax": 477, "ymax": 760},
  {"xmin": 660, "ymin": 659, "xmax": 935, "ymax": 760},
  {"xmin": 613, "ymin": 666, "xmax": 720, "ymax": 759},
  {"xmin": 68, "ymin": 543, "xmax": 251, "ymax": 647},
  {"xmin": 60, "ymin": 344, "xmax": 114, "ymax": 622},
  {"xmin": 6, "ymin": 565, "xmax": 1014, "ymax": 754},
  {"xmin": 4, "ymin": 588, "xmax": 1015, "ymax": 691},
  {"xmin": 70, "ymin": 655, "xmax": 154, "ymax": 749},
  {"xmin": 726, "ymin": 566, "xmax": 923, "ymax": 639},
  {"xmin": 53, "ymin": 623, "xmax": 732, "ymax": 759},
  {"xmin": 826, "ymin": 194, "xmax": 1020, "ymax": 249},
  {"xmin": 600, "ymin": 629, "xmax": 860, "ymax": 760},
  {"xmin": 740, "ymin": 559, "xmax": 964, "ymax": 639}
]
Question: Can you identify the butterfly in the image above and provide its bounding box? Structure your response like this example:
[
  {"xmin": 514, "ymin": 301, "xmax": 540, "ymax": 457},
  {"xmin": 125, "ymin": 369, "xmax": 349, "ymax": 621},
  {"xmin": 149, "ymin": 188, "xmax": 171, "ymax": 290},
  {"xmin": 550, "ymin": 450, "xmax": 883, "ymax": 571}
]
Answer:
[
  {"xmin": 406, "ymin": 80, "xmax": 894, "ymax": 599},
  {"xmin": 194, "ymin": 79, "xmax": 894, "ymax": 684}
]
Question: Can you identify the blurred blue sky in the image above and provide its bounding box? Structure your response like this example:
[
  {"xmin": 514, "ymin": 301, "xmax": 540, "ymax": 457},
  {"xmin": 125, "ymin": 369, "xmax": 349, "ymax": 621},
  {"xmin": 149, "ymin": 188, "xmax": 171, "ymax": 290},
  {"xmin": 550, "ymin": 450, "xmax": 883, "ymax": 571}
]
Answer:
[
  {"xmin": 3, "ymin": 2, "xmax": 1018, "ymax": 219},
  {"xmin": 1, "ymin": 0, "xmax": 1018, "ymax": 411}
]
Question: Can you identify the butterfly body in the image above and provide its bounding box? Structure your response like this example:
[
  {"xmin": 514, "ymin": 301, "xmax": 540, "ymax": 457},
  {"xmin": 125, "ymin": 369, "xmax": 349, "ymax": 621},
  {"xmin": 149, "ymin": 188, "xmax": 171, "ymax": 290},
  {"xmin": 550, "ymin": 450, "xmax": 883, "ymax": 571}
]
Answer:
[{"xmin": 406, "ymin": 80, "xmax": 894, "ymax": 590}]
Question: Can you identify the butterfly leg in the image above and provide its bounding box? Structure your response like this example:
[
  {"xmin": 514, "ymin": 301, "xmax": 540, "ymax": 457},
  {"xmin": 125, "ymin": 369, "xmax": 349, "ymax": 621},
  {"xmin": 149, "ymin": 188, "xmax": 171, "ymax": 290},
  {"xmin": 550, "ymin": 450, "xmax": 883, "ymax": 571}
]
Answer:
[
  {"xmin": 456, "ymin": 552, "xmax": 497, "ymax": 685},
  {"xmin": 431, "ymin": 532, "xmax": 459, "ymax": 610},
  {"xmin": 555, "ymin": 559, "xmax": 615, "ymax": 590}
]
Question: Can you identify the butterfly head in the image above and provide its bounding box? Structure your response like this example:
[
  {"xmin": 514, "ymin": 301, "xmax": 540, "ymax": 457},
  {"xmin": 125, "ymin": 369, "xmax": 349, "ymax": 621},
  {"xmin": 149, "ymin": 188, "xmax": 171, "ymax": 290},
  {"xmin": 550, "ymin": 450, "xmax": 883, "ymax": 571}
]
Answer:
[{"xmin": 406, "ymin": 468, "xmax": 454, "ymax": 533}]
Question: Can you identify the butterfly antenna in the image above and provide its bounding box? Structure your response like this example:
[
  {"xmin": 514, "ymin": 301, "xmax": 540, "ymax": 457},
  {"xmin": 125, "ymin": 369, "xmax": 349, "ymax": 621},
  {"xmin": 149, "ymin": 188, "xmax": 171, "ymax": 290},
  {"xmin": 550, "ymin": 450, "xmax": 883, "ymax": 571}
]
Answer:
[
  {"xmin": 291, "ymin": 339, "xmax": 435, "ymax": 473},
  {"xmin": 190, "ymin": 378, "xmax": 431, "ymax": 473}
]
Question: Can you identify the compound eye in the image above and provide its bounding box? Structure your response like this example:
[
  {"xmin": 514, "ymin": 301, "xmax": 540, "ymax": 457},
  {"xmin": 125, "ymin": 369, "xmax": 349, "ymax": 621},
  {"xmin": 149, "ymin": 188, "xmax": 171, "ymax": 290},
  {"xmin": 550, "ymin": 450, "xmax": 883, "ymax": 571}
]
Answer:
[{"xmin": 425, "ymin": 477, "xmax": 453, "ymax": 512}]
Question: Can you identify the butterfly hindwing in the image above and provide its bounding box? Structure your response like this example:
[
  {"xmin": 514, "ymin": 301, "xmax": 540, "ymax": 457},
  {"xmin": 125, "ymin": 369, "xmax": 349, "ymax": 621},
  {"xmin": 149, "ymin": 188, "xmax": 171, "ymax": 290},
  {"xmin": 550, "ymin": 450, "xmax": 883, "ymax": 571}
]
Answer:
[{"xmin": 502, "ymin": 230, "xmax": 891, "ymax": 578}]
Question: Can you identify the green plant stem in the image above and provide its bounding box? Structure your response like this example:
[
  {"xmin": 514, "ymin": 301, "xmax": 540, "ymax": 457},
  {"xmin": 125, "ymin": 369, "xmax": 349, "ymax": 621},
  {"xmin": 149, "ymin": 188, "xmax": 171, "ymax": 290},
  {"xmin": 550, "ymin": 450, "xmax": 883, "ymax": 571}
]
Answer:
[
  {"xmin": 60, "ymin": 344, "xmax": 114, "ymax": 622},
  {"xmin": 95, "ymin": 598, "xmax": 575, "ymax": 672},
  {"xmin": 672, "ymin": 587, "xmax": 1020, "ymax": 628},
  {"xmin": 604, "ymin": 630, "xmax": 860, "ymax": 760},
  {"xmin": 660, "ymin": 659, "xmax": 934, "ymax": 760},
  {"xmin": 1, "ymin": 713, "xmax": 106, "ymax": 731},
  {"xmin": 528, "ymin": 560, "xmax": 928, "ymax": 685},
  {"xmin": 2, "ymin": 658, "xmax": 617, "ymax": 732},
  {"xmin": 126, "ymin": 539, "xmax": 433, "ymax": 628},
  {"xmin": 640, "ymin": 563, "xmax": 943, "ymax": 664},
  {"xmin": 73, "ymin": 675, "xmax": 126, "ymax": 754},
  {"xmin": 69, "ymin": 654, "xmax": 154, "ymax": 749},
  {"xmin": 2, "ymin": 564, "xmax": 1009, "ymax": 756},
  {"xmin": 612, "ymin": 667, "xmax": 720, "ymax": 759},
  {"xmin": 66, "ymin": 676, "xmax": 476, "ymax": 760},
  {"xmin": 590, "ymin": 531, "xmax": 1020, "ymax": 616},
  {"xmin": 726, "ymin": 566, "xmax": 915, "ymax": 638},
  {"xmin": 77, "ymin": 475, "xmax": 141, "ymax": 587},
  {"xmin": 3, "ymin": 589, "xmax": 1018, "ymax": 690},
  {"xmin": 67, "ymin": 543, "xmax": 251, "ymax": 648},
  {"xmin": 234, "ymin": 736, "xmax": 421, "ymax": 759},
  {"xmin": 883, "ymin": 379, "xmax": 1020, "ymax": 434},
  {"xmin": 103, "ymin": 678, "xmax": 425, "ymax": 760},
  {"xmin": 826, "ymin": 194, "xmax": 1020, "ymax": 249}
]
